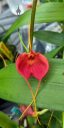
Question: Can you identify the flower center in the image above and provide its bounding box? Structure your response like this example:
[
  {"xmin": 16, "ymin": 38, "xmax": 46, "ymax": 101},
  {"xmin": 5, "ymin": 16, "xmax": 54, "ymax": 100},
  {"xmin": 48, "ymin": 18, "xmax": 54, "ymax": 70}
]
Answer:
[{"xmin": 28, "ymin": 53, "xmax": 36, "ymax": 65}]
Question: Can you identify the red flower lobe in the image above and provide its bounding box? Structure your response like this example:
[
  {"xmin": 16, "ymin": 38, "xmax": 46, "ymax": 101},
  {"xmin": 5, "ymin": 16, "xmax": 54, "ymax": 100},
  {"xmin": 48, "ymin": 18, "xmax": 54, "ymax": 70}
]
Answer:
[
  {"xmin": 16, "ymin": 51, "xmax": 49, "ymax": 80},
  {"xmin": 20, "ymin": 105, "xmax": 34, "ymax": 117}
]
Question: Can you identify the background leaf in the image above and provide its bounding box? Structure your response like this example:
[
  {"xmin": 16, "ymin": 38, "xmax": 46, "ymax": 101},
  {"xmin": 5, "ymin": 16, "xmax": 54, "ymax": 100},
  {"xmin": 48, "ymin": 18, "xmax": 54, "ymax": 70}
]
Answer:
[
  {"xmin": 0, "ymin": 59, "xmax": 64, "ymax": 111},
  {"xmin": 0, "ymin": 112, "xmax": 18, "ymax": 128},
  {"xmin": 3, "ymin": 2, "xmax": 64, "ymax": 40},
  {"xmin": 39, "ymin": 111, "xmax": 62, "ymax": 127},
  {"xmin": 45, "ymin": 45, "xmax": 64, "ymax": 58},
  {"xmin": 34, "ymin": 31, "xmax": 64, "ymax": 46}
]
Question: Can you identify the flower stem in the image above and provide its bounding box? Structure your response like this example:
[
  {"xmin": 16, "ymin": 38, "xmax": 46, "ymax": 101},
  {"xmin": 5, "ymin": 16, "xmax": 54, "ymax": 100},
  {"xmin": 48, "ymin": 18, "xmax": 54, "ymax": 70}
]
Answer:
[
  {"xmin": 47, "ymin": 112, "xmax": 54, "ymax": 128},
  {"xmin": 18, "ymin": 32, "xmax": 29, "ymax": 53},
  {"xmin": 29, "ymin": 0, "xmax": 37, "ymax": 51},
  {"xmin": 19, "ymin": 80, "xmax": 41, "ymax": 121}
]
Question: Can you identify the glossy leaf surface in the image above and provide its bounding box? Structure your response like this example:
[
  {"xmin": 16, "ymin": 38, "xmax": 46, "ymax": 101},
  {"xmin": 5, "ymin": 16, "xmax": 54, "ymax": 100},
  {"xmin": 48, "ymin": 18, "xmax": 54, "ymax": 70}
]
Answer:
[
  {"xmin": 0, "ymin": 59, "xmax": 64, "ymax": 111},
  {"xmin": 3, "ymin": 2, "xmax": 64, "ymax": 40},
  {"xmin": 0, "ymin": 112, "xmax": 18, "ymax": 128}
]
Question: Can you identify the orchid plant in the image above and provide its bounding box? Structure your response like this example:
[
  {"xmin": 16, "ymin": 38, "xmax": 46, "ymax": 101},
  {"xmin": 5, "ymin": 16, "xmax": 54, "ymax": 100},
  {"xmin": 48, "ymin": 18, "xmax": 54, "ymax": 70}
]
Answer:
[
  {"xmin": 0, "ymin": 0, "xmax": 64, "ymax": 128},
  {"xmin": 16, "ymin": 0, "xmax": 49, "ymax": 120}
]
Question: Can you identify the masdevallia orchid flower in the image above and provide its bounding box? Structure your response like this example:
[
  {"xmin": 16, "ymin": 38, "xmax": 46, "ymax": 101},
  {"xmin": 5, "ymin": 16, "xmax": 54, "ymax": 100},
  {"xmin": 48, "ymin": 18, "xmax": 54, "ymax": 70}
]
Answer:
[{"xmin": 16, "ymin": 50, "xmax": 49, "ymax": 80}]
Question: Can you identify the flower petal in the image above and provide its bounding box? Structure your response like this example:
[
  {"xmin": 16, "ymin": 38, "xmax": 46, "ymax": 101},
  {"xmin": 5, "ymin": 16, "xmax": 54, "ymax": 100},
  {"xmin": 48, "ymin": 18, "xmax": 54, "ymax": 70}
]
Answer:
[
  {"xmin": 16, "ymin": 51, "xmax": 49, "ymax": 80},
  {"xmin": 20, "ymin": 105, "xmax": 34, "ymax": 116},
  {"xmin": 16, "ymin": 53, "xmax": 31, "ymax": 79},
  {"xmin": 30, "ymin": 53, "xmax": 49, "ymax": 80},
  {"xmin": 31, "ymin": 62, "xmax": 48, "ymax": 80}
]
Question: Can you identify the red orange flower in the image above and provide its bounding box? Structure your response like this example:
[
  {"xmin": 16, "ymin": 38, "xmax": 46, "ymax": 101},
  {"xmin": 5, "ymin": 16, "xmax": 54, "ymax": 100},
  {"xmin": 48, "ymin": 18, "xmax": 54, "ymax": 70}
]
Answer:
[
  {"xmin": 16, "ymin": 51, "xmax": 49, "ymax": 117},
  {"xmin": 20, "ymin": 105, "xmax": 34, "ymax": 117},
  {"xmin": 16, "ymin": 51, "xmax": 49, "ymax": 80}
]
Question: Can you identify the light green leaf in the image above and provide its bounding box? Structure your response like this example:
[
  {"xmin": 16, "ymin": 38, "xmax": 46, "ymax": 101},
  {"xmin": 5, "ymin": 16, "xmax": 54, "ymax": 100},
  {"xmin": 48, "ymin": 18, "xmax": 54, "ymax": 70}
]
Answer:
[
  {"xmin": 0, "ymin": 59, "xmax": 64, "ymax": 111},
  {"xmin": 34, "ymin": 30, "xmax": 64, "ymax": 58},
  {"xmin": 0, "ymin": 112, "xmax": 18, "ymax": 128},
  {"xmin": 3, "ymin": 2, "xmax": 64, "ymax": 40},
  {"xmin": 45, "ymin": 45, "xmax": 64, "ymax": 58},
  {"xmin": 34, "ymin": 31, "xmax": 64, "ymax": 46}
]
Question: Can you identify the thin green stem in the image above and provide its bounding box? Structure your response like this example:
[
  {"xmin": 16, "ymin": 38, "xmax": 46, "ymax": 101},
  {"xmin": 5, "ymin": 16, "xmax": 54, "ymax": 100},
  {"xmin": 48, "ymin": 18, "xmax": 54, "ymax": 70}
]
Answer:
[
  {"xmin": 47, "ymin": 112, "xmax": 54, "ymax": 128},
  {"xmin": 29, "ymin": 0, "xmax": 37, "ymax": 51},
  {"xmin": 63, "ymin": 112, "xmax": 64, "ymax": 128},
  {"xmin": 18, "ymin": 32, "xmax": 29, "ymax": 53},
  {"xmin": 19, "ymin": 80, "xmax": 41, "ymax": 120}
]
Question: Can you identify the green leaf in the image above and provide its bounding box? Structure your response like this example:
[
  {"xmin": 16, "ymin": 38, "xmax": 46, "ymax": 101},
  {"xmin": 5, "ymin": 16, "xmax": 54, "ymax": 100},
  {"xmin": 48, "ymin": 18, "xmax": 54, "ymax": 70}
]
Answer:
[
  {"xmin": 51, "ymin": 112, "xmax": 62, "ymax": 128},
  {"xmin": 0, "ymin": 112, "xmax": 18, "ymax": 128},
  {"xmin": 39, "ymin": 111, "xmax": 62, "ymax": 127},
  {"xmin": 49, "ymin": 115, "xmax": 62, "ymax": 128},
  {"xmin": 3, "ymin": 2, "xmax": 64, "ymax": 40},
  {"xmin": 27, "ymin": 116, "xmax": 35, "ymax": 127},
  {"xmin": 39, "ymin": 111, "xmax": 53, "ymax": 125},
  {"xmin": 34, "ymin": 31, "xmax": 64, "ymax": 46},
  {"xmin": 53, "ymin": 111, "xmax": 62, "ymax": 126},
  {"xmin": 0, "ymin": 59, "xmax": 64, "ymax": 112},
  {"xmin": 45, "ymin": 45, "xmax": 64, "ymax": 58}
]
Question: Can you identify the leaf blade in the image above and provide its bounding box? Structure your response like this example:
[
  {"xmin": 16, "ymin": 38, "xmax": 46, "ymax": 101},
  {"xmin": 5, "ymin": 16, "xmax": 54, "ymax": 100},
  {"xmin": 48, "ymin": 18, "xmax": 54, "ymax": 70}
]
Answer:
[
  {"xmin": 3, "ymin": 2, "xmax": 64, "ymax": 40},
  {"xmin": 0, "ymin": 112, "xmax": 18, "ymax": 128},
  {"xmin": 0, "ymin": 59, "xmax": 64, "ymax": 111},
  {"xmin": 34, "ymin": 31, "xmax": 64, "ymax": 46}
]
